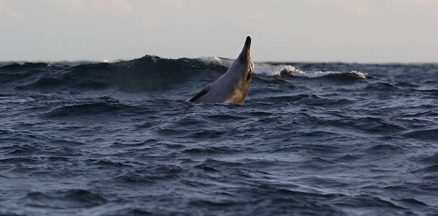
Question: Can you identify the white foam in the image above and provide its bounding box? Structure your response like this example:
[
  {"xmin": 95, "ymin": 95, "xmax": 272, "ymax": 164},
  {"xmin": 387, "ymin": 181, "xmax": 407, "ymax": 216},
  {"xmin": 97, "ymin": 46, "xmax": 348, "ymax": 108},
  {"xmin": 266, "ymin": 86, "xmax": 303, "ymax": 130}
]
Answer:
[
  {"xmin": 198, "ymin": 57, "xmax": 368, "ymax": 79},
  {"xmin": 253, "ymin": 63, "xmax": 304, "ymax": 76},
  {"xmin": 198, "ymin": 56, "xmax": 234, "ymax": 68}
]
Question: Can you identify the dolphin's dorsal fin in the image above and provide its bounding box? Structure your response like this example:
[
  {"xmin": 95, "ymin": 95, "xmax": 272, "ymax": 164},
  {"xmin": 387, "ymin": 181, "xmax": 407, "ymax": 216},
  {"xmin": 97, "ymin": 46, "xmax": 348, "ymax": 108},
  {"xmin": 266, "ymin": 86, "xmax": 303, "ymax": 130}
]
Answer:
[{"xmin": 188, "ymin": 85, "xmax": 211, "ymax": 102}]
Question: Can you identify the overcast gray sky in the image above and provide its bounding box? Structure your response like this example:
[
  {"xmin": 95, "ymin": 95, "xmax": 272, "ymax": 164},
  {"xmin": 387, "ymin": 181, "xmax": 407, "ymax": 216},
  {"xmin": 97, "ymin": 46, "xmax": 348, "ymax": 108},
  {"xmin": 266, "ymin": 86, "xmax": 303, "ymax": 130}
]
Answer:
[{"xmin": 0, "ymin": 0, "xmax": 437, "ymax": 62}]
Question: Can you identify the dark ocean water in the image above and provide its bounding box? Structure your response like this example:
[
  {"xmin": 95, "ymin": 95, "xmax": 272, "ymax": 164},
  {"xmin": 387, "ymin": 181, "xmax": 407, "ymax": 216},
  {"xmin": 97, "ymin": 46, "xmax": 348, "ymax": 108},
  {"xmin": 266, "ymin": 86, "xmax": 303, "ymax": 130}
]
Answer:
[{"xmin": 0, "ymin": 56, "xmax": 438, "ymax": 215}]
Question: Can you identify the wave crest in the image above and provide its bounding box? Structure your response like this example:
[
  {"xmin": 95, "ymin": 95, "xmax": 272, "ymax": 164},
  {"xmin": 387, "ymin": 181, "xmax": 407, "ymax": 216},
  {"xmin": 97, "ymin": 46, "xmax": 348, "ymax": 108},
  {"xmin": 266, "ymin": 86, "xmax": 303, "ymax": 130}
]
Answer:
[
  {"xmin": 2, "ymin": 55, "xmax": 369, "ymax": 92},
  {"xmin": 198, "ymin": 57, "xmax": 368, "ymax": 79}
]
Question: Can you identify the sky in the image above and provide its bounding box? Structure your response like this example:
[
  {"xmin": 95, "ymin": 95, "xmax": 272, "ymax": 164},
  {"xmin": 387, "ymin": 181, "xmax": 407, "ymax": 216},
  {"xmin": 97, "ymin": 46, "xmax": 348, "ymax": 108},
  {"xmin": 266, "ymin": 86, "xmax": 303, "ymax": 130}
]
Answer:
[{"xmin": 0, "ymin": 0, "xmax": 437, "ymax": 63}]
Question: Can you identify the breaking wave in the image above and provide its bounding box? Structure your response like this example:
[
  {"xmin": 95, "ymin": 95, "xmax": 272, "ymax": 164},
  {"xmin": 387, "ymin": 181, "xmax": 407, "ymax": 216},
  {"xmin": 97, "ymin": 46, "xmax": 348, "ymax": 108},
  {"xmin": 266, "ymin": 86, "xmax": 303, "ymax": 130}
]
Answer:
[{"xmin": 0, "ymin": 55, "xmax": 369, "ymax": 92}]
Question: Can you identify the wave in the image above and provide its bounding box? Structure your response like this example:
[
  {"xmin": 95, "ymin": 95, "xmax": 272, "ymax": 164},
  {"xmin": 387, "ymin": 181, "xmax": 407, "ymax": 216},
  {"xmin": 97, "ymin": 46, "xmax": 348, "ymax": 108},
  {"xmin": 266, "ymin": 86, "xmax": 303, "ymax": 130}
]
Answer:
[
  {"xmin": 4, "ymin": 55, "xmax": 225, "ymax": 92},
  {"xmin": 44, "ymin": 98, "xmax": 144, "ymax": 118},
  {"xmin": 0, "ymin": 55, "xmax": 369, "ymax": 92},
  {"xmin": 199, "ymin": 56, "xmax": 369, "ymax": 79},
  {"xmin": 402, "ymin": 128, "xmax": 438, "ymax": 141},
  {"xmin": 24, "ymin": 189, "xmax": 107, "ymax": 208}
]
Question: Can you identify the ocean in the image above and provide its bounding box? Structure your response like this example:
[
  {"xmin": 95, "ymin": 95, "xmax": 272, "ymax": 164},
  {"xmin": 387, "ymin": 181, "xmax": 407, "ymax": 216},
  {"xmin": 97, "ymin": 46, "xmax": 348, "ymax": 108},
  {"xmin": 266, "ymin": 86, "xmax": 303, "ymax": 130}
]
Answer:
[{"xmin": 0, "ymin": 55, "xmax": 437, "ymax": 215}]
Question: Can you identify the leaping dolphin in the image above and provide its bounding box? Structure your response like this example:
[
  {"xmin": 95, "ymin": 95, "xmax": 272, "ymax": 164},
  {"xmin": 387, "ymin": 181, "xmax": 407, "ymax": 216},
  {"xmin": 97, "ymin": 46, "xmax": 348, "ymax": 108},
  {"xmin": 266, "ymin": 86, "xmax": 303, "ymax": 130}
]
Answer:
[{"xmin": 188, "ymin": 36, "xmax": 254, "ymax": 104}]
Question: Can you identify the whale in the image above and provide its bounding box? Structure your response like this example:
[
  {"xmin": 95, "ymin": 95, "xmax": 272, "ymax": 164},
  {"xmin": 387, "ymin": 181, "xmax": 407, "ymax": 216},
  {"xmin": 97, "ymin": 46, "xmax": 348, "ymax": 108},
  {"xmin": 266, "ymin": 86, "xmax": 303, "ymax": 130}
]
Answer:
[{"xmin": 188, "ymin": 36, "xmax": 254, "ymax": 104}]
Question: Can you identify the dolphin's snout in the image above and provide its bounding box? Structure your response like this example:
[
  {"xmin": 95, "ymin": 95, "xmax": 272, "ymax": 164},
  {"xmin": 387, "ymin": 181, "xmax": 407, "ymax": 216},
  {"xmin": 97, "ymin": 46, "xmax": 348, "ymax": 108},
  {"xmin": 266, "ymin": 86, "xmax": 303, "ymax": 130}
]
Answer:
[
  {"xmin": 245, "ymin": 36, "xmax": 251, "ymax": 49},
  {"xmin": 238, "ymin": 36, "xmax": 251, "ymax": 63}
]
